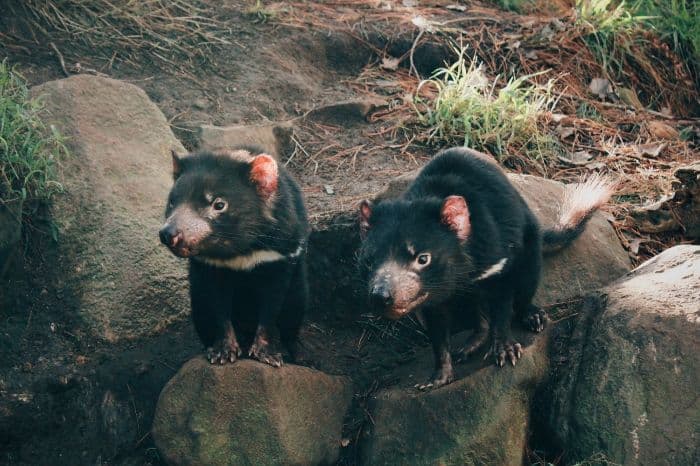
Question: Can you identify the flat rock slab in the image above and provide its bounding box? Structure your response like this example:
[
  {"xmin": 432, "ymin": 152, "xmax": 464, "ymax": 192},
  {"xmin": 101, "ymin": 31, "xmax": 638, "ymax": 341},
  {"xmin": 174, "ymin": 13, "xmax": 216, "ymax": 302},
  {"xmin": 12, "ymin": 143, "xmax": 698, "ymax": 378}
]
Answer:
[
  {"xmin": 544, "ymin": 245, "xmax": 700, "ymax": 465},
  {"xmin": 198, "ymin": 123, "xmax": 294, "ymax": 160},
  {"xmin": 152, "ymin": 358, "xmax": 353, "ymax": 466},
  {"xmin": 32, "ymin": 75, "xmax": 189, "ymax": 341},
  {"xmin": 362, "ymin": 336, "xmax": 548, "ymax": 465},
  {"xmin": 377, "ymin": 169, "xmax": 631, "ymax": 306},
  {"xmin": 304, "ymin": 98, "xmax": 388, "ymax": 125}
]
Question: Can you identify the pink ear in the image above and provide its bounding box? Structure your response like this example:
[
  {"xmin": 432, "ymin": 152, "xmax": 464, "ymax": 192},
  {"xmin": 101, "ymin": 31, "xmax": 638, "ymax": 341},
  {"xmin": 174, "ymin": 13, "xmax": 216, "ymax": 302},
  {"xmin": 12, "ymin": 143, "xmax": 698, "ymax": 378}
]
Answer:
[
  {"xmin": 359, "ymin": 200, "xmax": 372, "ymax": 238},
  {"xmin": 441, "ymin": 195, "xmax": 470, "ymax": 242},
  {"xmin": 249, "ymin": 154, "xmax": 278, "ymax": 200}
]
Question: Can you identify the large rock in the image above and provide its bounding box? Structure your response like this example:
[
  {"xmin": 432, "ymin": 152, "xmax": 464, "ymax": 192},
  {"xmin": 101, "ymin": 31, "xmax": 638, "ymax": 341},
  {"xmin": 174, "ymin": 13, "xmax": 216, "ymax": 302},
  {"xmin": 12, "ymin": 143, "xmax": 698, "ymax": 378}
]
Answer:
[
  {"xmin": 377, "ymin": 170, "xmax": 630, "ymax": 305},
  {"xmin": 152, "ymin": 358, "xmax": 353, "ymax": 466},
  {"xmin": 31, "ymin": 75, "xmax": 188, "ymax": 341},
  {"xmin": 543, "ymin": 245, "xmax": 700, "ymax": 465},
  {"xmin": 362, "ymin": 335, "xmax": 548, "ymax": 465},
  {"xmin": 198, "ymin": 123, "xmax": 293, "ymax": 160}
]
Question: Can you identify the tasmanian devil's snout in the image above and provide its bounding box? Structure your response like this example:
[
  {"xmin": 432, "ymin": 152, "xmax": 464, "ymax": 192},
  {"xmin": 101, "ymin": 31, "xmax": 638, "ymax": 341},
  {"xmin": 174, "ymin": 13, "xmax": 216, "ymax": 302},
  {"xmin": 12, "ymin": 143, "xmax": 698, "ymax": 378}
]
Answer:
[
  {"xmin": 158, "ymin": 223, "xmax": 180, "ymax": 248},
  {"xmin": 369, "ymin": 277, "xmax": 393, "ymax": 308},
  {"xmin": 159, "ymin": 205, "xmax": 212, "ymax": 257},
  {"xmin": 367, "ymin": 260, "xmax": 428, "ymax": 320}
]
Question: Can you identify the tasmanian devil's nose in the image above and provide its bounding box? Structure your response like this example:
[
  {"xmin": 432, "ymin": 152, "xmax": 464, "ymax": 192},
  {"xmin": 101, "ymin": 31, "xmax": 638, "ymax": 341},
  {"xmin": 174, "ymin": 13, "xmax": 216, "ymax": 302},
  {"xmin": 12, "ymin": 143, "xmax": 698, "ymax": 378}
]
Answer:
[
  {"xmin": 159, "ymin": 225, "xmax": 182, "ymax": 248},
  {"xmin": 370, "ymin": 284, "xmax": 393, "ymax": 308}
]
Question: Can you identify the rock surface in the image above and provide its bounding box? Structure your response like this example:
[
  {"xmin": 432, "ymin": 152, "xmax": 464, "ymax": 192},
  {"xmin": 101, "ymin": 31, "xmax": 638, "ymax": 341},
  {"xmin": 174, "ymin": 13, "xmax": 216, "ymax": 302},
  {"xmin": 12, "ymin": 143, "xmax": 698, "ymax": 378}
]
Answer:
[
  {"xmin": 362, "ymin": 336, "xmax": 548, "ymax": 465},
  {"xmin": 304, "ymin": 98, "xmax": 388, "ymax": 125},
  {"xmin": 152, "ymin": 358, "xmax": 353, "ymax": 466},
  {"xmin": 31, "ymin": 75, "xmax": 189, "ymax": 341},
  {"xmin": 198, "ymin": 122, "xmax": 294, "ymax": 160},
  {"xmin": 543, "ymin": 245, "xmax": 700, "ymax": 465},
  {"xmin": 377, "ymin": 169, "xmax": 630, "ymax": 305}
]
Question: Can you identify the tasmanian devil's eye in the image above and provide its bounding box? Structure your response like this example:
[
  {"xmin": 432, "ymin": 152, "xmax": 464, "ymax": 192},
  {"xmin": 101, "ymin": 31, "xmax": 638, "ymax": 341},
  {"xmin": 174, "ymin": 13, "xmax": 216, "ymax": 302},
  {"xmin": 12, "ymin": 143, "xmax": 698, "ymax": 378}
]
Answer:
[
  {"xmin": 212, "ymin": 198, "xmax": 227, "ymax": 211},
  {"xmin": 416, "ymin": 253, "xmax": 431, "ymax": 266}
]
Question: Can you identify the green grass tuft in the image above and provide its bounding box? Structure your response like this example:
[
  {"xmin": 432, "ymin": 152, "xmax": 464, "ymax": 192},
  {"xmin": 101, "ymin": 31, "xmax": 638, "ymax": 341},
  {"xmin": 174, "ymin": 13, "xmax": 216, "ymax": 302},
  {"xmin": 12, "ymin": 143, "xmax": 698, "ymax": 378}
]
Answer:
[
  {"xmin": 576, "ymin": 0, "xmax": 700, "ymax": 79},
  {"xmin": 636, "ymin": 0, "xmax": 700, "ymax": 71},
  {"xmin": 245, "ymin": 0, "xmax": 278, "ymax": 24},
  {"xmin": 575, "ymin": 0, "xmax": 651, "ymax": 76},
  {"xmin": 0, "ymin": 60, "xmax": 65, "ymax": 220},
  {"xmin": 414, "ymin": 45, "xmax": 559, "ymax": 162}
]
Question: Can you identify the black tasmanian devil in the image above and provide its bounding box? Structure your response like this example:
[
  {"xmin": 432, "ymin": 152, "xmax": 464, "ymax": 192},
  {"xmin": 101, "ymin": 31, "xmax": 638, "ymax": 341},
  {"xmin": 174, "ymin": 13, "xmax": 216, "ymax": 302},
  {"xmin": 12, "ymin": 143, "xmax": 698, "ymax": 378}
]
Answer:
[
  {"xmin": 358, "ymin": 147, "xmax": 614, "ymax": 389},
  {"xmin": 159, "ymin": 147, "xmax": 309, "ymax": 367}
]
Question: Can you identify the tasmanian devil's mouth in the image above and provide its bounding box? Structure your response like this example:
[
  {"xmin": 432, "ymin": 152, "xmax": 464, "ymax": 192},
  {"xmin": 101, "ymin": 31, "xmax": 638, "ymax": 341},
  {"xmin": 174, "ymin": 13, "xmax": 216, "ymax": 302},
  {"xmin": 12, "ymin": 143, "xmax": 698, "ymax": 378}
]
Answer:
[
  {"xmin": 170, "ymin": 245, "xmax": 197, "ymax": 258},
  {"xmin": 385, "ymin": 292, "xmax": 429, "ymax": 320}
]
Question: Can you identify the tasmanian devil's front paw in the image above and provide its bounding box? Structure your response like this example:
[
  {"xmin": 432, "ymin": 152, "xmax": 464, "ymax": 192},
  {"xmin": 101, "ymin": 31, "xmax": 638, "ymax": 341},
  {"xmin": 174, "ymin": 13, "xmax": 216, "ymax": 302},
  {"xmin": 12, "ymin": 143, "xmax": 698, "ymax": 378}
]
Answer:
[
  {"xmin": 248, "ymin": 341, "xmax": 283, "ymax": 367},
  {"xmin": 414, "ymin": 368, "xmax": 455, "ymax": 391},
  {"xmin": 523, "ymin": 308, "xmax": 547, "ymax": 333},
  {"xmin": 490, "ymin": 339, "xmax": 522, "ymax": 368},
  {"xmin": 206, "ymin": 339, "xmax": 242, "ymax": 365}
]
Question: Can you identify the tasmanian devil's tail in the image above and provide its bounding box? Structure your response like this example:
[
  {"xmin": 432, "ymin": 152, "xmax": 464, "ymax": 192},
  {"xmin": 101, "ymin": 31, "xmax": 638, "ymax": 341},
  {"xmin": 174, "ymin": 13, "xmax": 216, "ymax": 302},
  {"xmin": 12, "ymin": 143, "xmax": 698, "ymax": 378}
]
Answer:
[{"xmin": 543, "ymin": 174, "xmax": 615, "ymax": 254}]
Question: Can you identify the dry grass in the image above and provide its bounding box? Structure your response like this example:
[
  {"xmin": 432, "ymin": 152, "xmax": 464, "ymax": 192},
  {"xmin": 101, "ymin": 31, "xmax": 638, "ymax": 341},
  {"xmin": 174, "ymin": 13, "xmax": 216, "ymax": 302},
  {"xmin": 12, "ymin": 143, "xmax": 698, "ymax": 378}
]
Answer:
[{"xmin": 7, "ymin": 0, "xmax": 233, "ymax": 72}]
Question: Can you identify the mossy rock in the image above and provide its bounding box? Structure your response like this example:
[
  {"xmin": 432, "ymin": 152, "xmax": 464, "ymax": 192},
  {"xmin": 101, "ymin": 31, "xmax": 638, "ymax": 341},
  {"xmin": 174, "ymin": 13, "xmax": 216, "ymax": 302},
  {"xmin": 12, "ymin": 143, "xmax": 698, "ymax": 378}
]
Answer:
[
  {"xmin": 31, "ymin": 75, "xmax": 189, "ymax": 341},
  {"xmin": 361, "ymin": 335, "xmax": 548, "ymax": 465},
  {"xmin": 544, "ymin": 245, "xmax": 700, "ymax": 465},
  {"xmin": 152, "ymin": 358, "xmax": 353, "ymax": 466}
]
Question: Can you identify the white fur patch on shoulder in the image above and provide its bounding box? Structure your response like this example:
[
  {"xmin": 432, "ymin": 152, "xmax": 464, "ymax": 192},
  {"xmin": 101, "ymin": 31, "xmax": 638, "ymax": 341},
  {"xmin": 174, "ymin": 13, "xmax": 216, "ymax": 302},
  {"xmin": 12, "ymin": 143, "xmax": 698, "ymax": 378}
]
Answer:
[
  {"xmin": 199, "ymin": 250, "xmax": 286, "ymax": 271},
  {"xmin": 476, "ymin": 258, "xmax": 508, "ymax": 281}
]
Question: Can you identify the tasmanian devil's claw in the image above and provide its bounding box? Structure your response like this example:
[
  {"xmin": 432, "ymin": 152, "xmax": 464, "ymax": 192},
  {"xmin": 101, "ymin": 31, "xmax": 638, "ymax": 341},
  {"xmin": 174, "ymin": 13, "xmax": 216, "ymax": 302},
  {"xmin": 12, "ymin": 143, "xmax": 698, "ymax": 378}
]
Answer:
[
  {"xmin": 524, "ymin": 308, "xmax": 547, "ymax": 333},
  {"xmin": 494, "ymin": 341, "xmax": 522, "ymax": 368}
]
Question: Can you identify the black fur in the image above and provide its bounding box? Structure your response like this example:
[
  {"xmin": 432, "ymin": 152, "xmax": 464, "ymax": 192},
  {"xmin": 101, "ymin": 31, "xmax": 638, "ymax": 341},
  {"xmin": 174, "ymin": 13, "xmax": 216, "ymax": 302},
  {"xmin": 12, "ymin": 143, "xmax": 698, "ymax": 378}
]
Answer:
[
  {"xmin": 359, "ymin": 147, "xmax": 597, "ymax": 389},
  {"xmin": 160, "ymin": 148, "xmax": 309, "ymax": 366}
]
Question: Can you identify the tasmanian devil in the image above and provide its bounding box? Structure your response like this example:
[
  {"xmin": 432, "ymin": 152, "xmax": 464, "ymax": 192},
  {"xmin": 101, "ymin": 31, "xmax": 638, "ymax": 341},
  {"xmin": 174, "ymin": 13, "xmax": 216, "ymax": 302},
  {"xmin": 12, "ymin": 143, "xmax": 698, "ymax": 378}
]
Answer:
[
  {"xmin": 159, "ymin": 147, "xmax": 309, "ymax": 367},
  {"xmin": 358, "ymin": 147, "xmax": 614, "ymax": 389}
]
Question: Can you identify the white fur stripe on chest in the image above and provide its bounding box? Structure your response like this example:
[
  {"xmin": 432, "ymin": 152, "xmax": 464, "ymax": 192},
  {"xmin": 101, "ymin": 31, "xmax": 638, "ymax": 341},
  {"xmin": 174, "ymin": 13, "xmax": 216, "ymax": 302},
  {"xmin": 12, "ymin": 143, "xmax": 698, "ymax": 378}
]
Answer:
[
  {"xmin": 199, "ymin": 244, "xmax": 304, "ymax": 271},
  {"xmin": 476, "ymin": 258, "xmax": 508, "ymax": 281}
]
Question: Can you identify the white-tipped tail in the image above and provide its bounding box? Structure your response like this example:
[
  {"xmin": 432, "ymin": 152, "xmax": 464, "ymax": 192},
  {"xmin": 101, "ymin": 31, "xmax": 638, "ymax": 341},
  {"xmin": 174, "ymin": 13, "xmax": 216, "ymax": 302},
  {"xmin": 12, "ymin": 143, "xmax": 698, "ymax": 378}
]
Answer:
[
  {"xmin": 556, "ymin": 174, "xmax": 616, "ymax": 230},
  {"xmin": 543, "ymin": 174, "xmax": 616, "ymax": 253}
]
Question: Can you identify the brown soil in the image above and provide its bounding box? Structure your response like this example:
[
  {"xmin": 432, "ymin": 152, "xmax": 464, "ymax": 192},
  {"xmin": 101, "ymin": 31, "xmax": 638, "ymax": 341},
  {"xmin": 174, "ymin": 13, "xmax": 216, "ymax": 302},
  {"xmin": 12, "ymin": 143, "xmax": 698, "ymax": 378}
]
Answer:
[{"xmin": 1, "ymin": 1, "xmax": 698, "ymax": 465}]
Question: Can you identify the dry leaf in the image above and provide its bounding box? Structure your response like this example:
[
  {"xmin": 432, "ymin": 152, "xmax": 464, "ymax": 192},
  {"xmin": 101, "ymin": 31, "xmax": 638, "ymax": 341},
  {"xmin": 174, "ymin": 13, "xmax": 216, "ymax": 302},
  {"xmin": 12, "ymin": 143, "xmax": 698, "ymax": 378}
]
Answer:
[
  {"xmin": 647, "ymin": 121, "xmax": 679, "ymax": 140},
  {"xmin": 380, "ymin": 56, "xmax": 401, "ymax": 71},
  {"xmin": 507, "ymin": 40, "xmax": 521, "ymax": 50},
  {"xmin": 618, "ymin": 87, "xmax": 643, "ymax": 110},
  {"xmin": 341, "ymin": 438, "xmax": 351, "ymax": 447},
  {"xmin": 628, "ymin": 238, "xmax": 642, "ymax": 255},
  {"xmin": 589, "ymin": 78, "xmax": 612, "ymax": 99},
  {"xmin": 540, "ymin": 24, "xmax": 555, "ymax": 41},
  {"xmin": 446, "ymin": 4, "xmax": 467, "ymax": 11},
  {"xmin": 585, "ymin": 161, "xmax": 606, "ymax": 170},
  {"xmin": 558, "ymin": 151, "xmax": 593, "ymax": 165},
  {"xmin": 550, "ymin": 113, "xmax": 573, "ymax": 125},
  {"xmin": 556, "ymin": 125, "xmax": 575, "ymax": 139},
  {"xmin": 525, "ymin": 50, "xmax": 538, "ymax": 60},
  {"xmin": 634, "ymin": 142, "xmax": 667, "ymax": 158}
]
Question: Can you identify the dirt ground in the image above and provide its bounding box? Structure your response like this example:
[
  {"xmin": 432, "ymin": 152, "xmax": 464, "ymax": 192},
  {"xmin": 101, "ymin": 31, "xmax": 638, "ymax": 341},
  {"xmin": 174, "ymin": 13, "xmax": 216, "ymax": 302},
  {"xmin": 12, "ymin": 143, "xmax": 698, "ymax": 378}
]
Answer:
[{"xmin": 1, "ymin": 0, "xmax": 698, "ymax": 465}]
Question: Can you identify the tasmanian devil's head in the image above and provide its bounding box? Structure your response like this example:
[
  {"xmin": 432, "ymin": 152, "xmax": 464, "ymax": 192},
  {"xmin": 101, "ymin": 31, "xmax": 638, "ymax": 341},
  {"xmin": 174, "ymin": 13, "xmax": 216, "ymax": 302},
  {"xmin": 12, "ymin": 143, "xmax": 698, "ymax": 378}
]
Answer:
[
  {"xmin": 357, "ymin": 195, "xmax": 472, "ymax": 319},
  {"xmin": 159, "ymin": 148, "xmax": 278, "ymax": 259}
]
